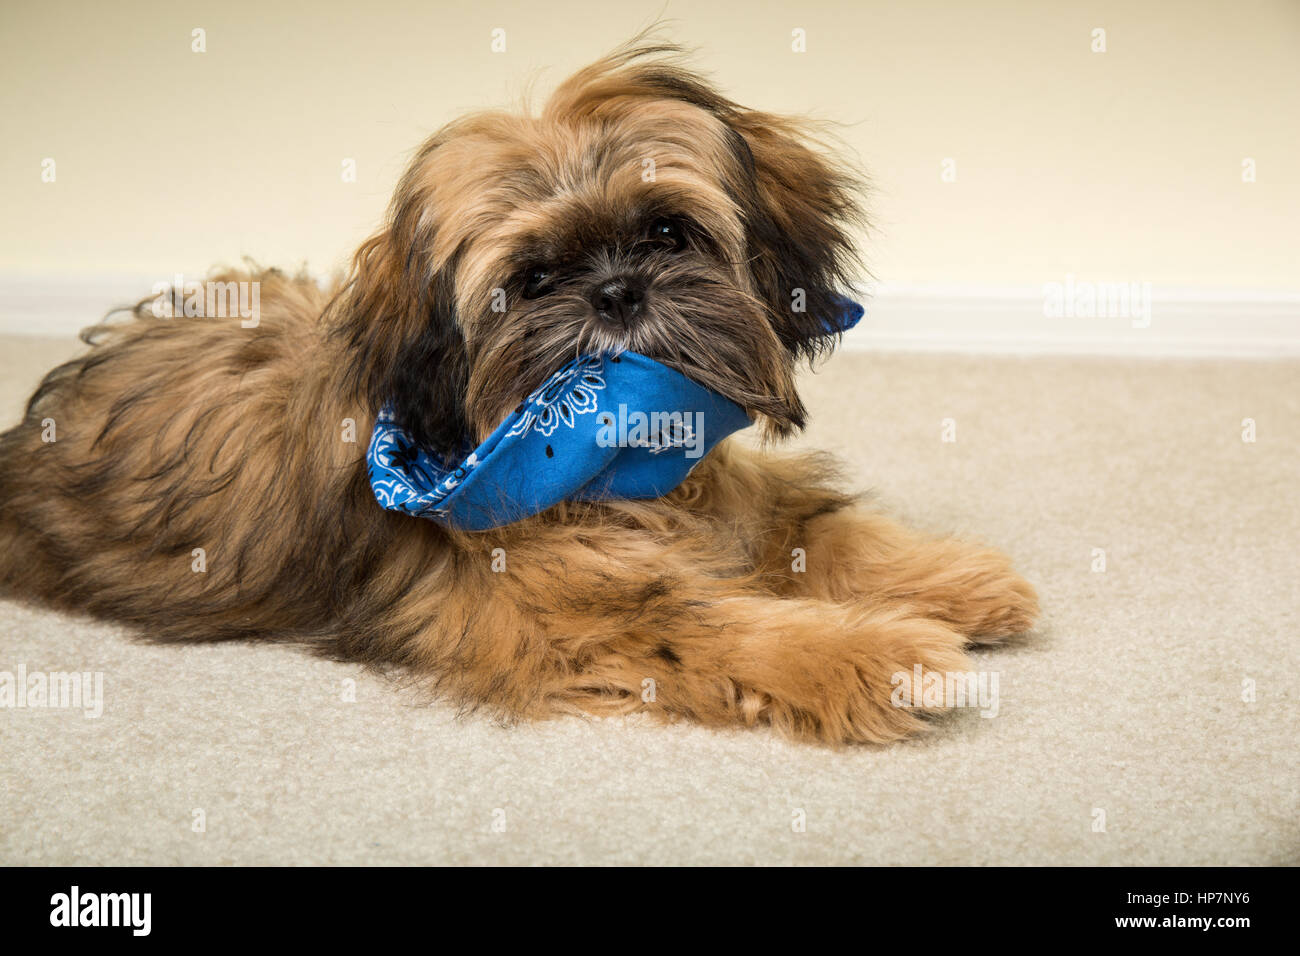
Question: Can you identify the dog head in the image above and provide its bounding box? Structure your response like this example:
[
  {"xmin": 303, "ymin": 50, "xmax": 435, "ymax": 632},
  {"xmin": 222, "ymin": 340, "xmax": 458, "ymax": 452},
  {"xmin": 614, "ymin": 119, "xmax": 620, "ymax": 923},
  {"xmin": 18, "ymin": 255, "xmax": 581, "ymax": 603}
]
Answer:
[{"xmin": 334, "ymin": 42, "xmax": 864, "ymax": 460}]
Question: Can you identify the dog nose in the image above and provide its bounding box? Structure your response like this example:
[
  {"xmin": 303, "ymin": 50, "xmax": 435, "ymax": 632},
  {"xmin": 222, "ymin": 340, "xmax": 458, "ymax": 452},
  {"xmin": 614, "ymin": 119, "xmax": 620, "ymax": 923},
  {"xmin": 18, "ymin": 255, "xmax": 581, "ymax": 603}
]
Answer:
[{"xmin": 591, "ymin": 277, "xmax": 646, "ymax": 326}]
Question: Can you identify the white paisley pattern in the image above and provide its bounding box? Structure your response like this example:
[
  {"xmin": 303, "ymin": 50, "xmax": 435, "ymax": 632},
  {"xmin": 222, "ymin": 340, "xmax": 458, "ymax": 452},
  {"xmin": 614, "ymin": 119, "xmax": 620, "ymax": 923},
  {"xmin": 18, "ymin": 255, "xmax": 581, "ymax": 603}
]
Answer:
[
  {"xmin": 506, "ymin": 355, "xmax": 606, "ymax": 438},
  {"xmin": 367, "ymin": 356, "xmax": 609, "ymax": 519},
  {"xmin": 366, "ymin": 407, "xmax": 467, "ymax": 517},
  {"xmin": 643, "ymin": 419, "xmax": 696, "ymax": 455}
]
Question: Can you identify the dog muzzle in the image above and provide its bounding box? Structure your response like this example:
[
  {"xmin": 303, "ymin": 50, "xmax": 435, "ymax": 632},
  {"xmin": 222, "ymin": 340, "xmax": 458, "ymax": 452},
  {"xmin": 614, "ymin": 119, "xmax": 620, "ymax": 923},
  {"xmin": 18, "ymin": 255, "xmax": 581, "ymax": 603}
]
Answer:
[{"xmin": 367, "ymin": 298, "xmax": 864, "ymax": 531}]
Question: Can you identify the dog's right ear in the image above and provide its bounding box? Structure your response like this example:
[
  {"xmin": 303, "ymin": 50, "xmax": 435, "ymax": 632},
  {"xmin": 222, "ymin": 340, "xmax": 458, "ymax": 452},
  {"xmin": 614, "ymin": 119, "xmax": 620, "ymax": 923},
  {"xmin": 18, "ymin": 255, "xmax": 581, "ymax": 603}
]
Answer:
[{"xmin": 333, "ymin": 194, "xmax": 471, "ymax": 461}]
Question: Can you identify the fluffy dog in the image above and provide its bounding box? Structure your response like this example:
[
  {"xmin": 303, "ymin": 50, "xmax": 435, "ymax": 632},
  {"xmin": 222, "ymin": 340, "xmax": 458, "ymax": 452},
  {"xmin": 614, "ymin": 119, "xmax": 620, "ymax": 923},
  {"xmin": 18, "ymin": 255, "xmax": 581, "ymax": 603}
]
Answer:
[{"xmin": 0, "ymin": 42, "xmax": 1037, "ymax": 744}]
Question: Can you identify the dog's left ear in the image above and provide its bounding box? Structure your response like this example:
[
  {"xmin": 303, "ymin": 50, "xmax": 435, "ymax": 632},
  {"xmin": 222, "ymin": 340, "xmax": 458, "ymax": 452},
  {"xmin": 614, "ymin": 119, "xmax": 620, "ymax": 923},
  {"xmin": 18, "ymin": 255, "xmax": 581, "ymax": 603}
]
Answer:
[
  {"xmin": 719, "ymin": 109, "xmax": 864, "ymax": 360},
  {"xmin": 332, "ymin": 163, "xmax": 472, "ymax": 461}
]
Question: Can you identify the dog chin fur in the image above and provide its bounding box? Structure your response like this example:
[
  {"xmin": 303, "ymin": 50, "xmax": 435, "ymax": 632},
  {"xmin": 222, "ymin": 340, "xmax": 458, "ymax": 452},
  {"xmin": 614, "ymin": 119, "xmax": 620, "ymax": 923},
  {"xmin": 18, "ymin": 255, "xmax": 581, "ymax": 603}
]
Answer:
[{"xmin": 0, "ymin": 40, "xmax": 1038, "ymax": 745}]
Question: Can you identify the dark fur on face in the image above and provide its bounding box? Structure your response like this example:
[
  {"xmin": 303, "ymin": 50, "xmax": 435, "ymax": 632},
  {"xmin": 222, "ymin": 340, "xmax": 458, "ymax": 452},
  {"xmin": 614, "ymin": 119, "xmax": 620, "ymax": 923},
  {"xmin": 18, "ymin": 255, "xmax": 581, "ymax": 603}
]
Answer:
[
  {"xmin": 333, "ymin": 43, "xmax": 865, "ymax": 457},
  {"xmin": 0, "ymin": 40, "xmax": 1038, "ymax": 747}
]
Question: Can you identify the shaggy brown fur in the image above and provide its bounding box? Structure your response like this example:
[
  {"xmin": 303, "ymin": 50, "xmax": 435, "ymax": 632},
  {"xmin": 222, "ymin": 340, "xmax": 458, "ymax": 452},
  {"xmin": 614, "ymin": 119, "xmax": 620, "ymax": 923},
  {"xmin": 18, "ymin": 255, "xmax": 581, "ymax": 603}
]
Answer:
[{"xmin": 0, "ymin": 41, "xmax": 1037, "ymax": 745}]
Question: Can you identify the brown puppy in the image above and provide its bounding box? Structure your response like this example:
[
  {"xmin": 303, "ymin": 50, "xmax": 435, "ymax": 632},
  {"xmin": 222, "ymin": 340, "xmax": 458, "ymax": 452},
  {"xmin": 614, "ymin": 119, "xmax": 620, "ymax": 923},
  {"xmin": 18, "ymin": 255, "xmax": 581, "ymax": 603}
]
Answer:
[{"xmin": 0, "ymin": 42, "xmax": 1037, "ymax": 744}]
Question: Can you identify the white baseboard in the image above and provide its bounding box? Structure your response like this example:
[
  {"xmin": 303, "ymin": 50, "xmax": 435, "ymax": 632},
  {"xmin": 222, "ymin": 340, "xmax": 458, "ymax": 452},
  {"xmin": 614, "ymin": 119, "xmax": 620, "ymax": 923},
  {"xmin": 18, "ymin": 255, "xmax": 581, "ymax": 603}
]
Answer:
[
  {"xmin": 844, "ymin": 282, "xmax": 1300, "ymax": 357},
  {"xmin": 2, "ymin": 274, "xmax": 1298, "ymax": 358},
  {"xmin": 0, "ymin": 274, "xmax": 160, "ymax": 339}
]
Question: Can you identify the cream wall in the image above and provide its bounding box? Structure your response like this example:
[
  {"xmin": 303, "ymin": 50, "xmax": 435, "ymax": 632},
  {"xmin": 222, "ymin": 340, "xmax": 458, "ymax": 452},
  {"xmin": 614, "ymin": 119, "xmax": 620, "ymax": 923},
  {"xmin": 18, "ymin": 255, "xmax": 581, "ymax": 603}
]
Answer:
[{"xmin": 2, "ymin": 0, "xmax": 1297, "ymax": 292}]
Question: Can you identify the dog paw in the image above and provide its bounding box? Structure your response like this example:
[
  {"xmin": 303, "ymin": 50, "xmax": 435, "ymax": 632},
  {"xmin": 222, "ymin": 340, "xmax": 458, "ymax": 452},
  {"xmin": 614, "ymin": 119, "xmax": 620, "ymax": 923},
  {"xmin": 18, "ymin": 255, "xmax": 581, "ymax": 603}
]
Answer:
[
  {"xmin": 943, "ymin": 559, "xmax": 1040, "ymax": 641},
  {"xmin": 877, "ymin": 544, "xmax": 1040, "ymax": 643},
  {"xmin": 763, "ymin": 608, "xmax": 975, "ymax": 745}
]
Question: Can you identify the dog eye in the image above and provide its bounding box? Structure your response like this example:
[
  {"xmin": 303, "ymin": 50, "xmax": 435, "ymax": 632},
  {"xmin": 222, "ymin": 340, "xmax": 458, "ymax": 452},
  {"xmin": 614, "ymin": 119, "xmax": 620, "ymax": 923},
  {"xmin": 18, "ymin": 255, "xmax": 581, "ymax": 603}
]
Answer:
[
  {"xmin": 522, "ymin": 266, "xmax": 552, "ymax": 299},
  {"xmin": 649, "ymin": 218, "xmax": 686, "ymax": 252}
]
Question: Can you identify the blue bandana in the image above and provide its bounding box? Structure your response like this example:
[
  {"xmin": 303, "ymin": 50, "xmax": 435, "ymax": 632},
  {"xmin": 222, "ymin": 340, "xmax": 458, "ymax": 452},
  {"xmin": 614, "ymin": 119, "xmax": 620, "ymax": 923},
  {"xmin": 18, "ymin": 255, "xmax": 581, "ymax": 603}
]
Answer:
[{"xmin": 368, "ymin": 299, "xmax": 863, "ymax": 531}]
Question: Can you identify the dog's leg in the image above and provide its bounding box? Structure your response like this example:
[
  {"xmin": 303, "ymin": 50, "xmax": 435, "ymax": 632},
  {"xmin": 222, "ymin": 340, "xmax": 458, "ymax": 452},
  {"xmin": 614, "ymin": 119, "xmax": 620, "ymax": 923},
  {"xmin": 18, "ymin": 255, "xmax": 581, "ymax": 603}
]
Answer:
[
  {"xmin": 541, "ymin": 592, "xmax": 975, "ymax": 744},
  {"xmin": 365, "ymin": 527, "xmax": 975, "ymax": 745},
  {"xmin": 769, "ymin": 509, "xmax": 1039, "ymax": 641},
  {"xmin": 683, "ymin": 444, "xmax": 1038, "ymax": 640}
]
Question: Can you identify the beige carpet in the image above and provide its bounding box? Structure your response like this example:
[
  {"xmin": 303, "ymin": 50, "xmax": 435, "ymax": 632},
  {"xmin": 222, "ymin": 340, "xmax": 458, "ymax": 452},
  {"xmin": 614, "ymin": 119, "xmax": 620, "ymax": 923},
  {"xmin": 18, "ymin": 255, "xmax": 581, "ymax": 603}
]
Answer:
[{"xmin": 1, "ymin": 335, "xmax": 1296, "ymax": 866}]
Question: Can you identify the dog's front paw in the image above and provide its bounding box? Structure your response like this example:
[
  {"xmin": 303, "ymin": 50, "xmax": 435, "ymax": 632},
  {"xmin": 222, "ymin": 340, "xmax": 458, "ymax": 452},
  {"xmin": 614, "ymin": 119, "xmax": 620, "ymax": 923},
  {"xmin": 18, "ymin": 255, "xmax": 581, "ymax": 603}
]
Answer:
[
  {"xmin": 945, "ymin": 555, "xmax": 1039, "ymax": 641},
  {"xmin": 876, "ymin": 542, "xmax": 1040, "ymax": 643},
  {"xmin": 760, "ymin": 607, "xmax": 975, "ymax": 745}
]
